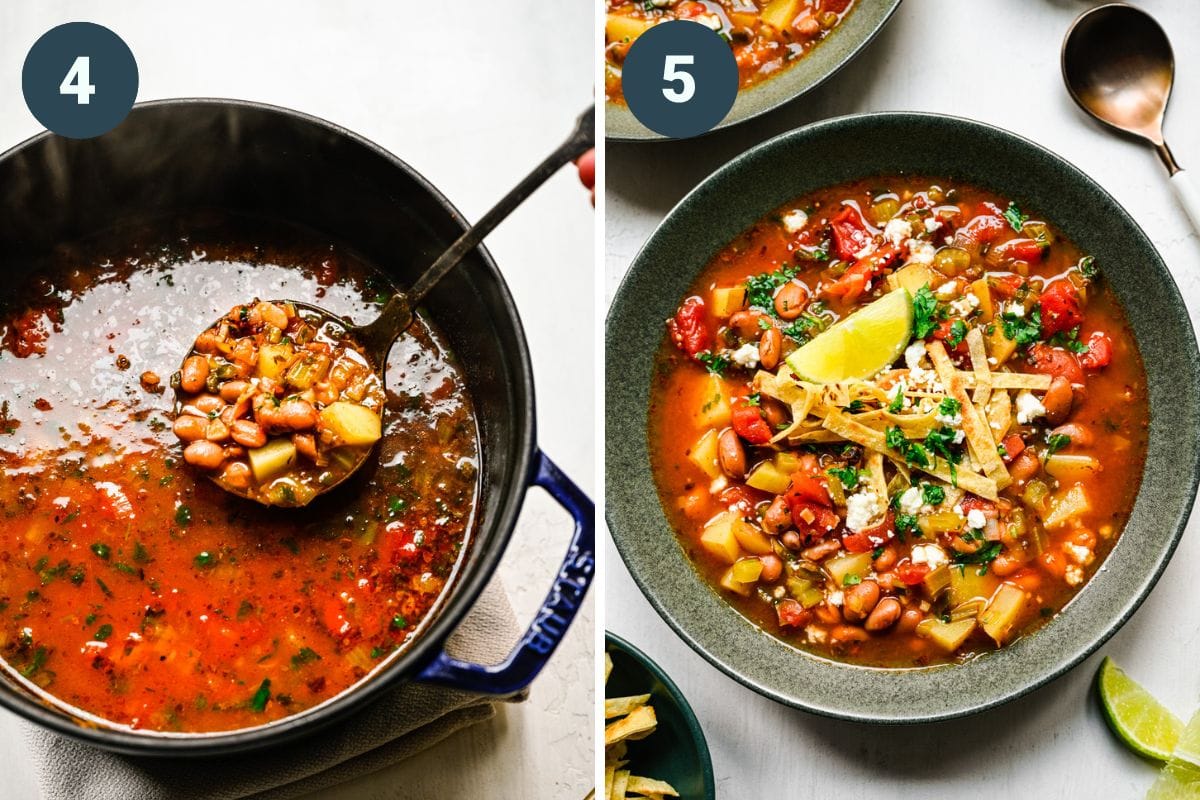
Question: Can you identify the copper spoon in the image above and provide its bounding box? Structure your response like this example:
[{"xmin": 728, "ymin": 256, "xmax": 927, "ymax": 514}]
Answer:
[
  {"xmin": 1062, "ymin": 3, "xmax": 1200, "ymax": 231},
  {"xmin": 174, "ymin": 105, "xmax": 595, "ymax": 505}
]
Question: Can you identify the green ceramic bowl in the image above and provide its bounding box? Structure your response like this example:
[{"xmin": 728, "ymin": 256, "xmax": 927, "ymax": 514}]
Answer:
[
  {"xmin": 606, "ymin": 0, "xmax": 902, "ymax": 141},
  {"xmin": 605, "ymin": 632, "xmax": 715, "ymax": 799},
  {"xmin": 605, "ymin": 112, "xmax": 1200, "ymax": 722}
]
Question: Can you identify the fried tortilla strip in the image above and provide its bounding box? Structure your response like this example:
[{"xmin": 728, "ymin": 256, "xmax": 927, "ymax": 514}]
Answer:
[
  {"xmin": 627, "ymin": 777, "xmax": 680, "ymax": 797},
  {"xmin": 959, "ymin": 371, "xmax": 1051, "ymax": 391},
  {"xmin": 605, "ymin": 652, "xmax": 613, "ymax": 684},
  {"xmin": 927, "ymin": 341, "xmax": 1010, "ymax": 491},
  {"xmin": 823, "ymin": 410, "xmax": 999, "ymax": 500},
  {"xmin": 967, "ymin": 327, "xmax": 992, "ymax": 406},
  {"xmin": 605, "ymin": 694, "xmax": 652, "ymax": 719},
  {"xmin": 612, "ymin": 769, "xmax": 630, "ymax": 800},
  {"xmin": 605, "ymin": 705, "xmax": 657, "ymax": 747},
  {"xmin": 865, "ymin": 450, "xmax": 888, "ymax": 500},
  {"xmin": 986, "ymin": 390, "xmax": 1012, "ymax": 440}
]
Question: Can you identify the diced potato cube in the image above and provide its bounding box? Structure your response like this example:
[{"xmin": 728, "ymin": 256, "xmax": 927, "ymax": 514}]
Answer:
[
  {"xmin": 731, "ymin": 517, "xmax": 773, "ymax": 555},
  {"xmin": 257, "ymin": 343, "xmax": 294, "ymax": 380},
  {"xmin": 605, "ymin": 13, "xmax": 653, "ymax": 43},
  {"xmin": 1044, "ymin": 454, "xmax": 1100, "ymax": 483},
  {"xmin": 826, "ymin": 551, "xmax": 873, "ymax": 587},
  {"xmin": 688, "ymin": 429, "xmax": 721, "ymax": 479},
  {"xmin": 986, "ymin": 325, "xmax": 1018, "ymax": 366},
  {"xmin": 700, "ymin": 512, "xmax": 742, "ymax": 564},
  {"xmin": 728, "ymin": 11, "xmax": 759, "ymax": 29},
  {"xmin": 745, "ymin": 461, "xmax": 790, "ymax": 494},
  {"xmin": 774, "ymin": 452, "xmax": 803, "ymax": 475},
  {"xmin": 760, "ymin": 0, "xmax": 800, "ymax": 29},
  {"xmin": 696, "ymin": 373, "xmax": 731, "ymax": 428},
  {"xmin": 921, "ymin": 617, "xmax": 977, "ymax": 652},
  {"xmin": 980, "ymin": 583, "xmax": 1028, "ymax": 645},
  {"xmin": 949, "ymin": 564, "xmax": 999, "ymax": 606},
  {"xmin": 891, "ymin": 263, "xmax": 936, "ymax": 295},
  {"xmin": 719, "ymin": 565, "xmax": 754, "ymax": 596},
  {"xmin": 319, "ymin": 402, "xmax": 382, "ymax": 447},
  {"xmin": 248, "ymin": 438, "xmax": 297, "ymax": 483},
  {"xmin": 970, "ymin": 279, "xmax": 994, "ymax": 322},
  {"xmin": 710, "ymin": 286, "xmax": 748, "ymax": 319},
  {"xmin": 1043, "ymin": 484, "xmax": 1091, "ymax": 530}
]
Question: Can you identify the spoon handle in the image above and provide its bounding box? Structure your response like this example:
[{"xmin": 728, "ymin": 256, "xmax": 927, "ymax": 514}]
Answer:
[
  {"xmin": 407, "ymin": 105, "xmax": 596, "ymax": 305},
  {"xmin": 1170, "ymin": 170, "xmax": 1200, "ymax": 235}
]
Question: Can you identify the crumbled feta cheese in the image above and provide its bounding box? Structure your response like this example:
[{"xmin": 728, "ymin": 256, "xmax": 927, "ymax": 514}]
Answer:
[
  {"xmin": 710, "ymin": 476, "xmax": 728, "ymax": 494},
  {"xmin": 827, "ymin": 591, "xmax": 844, "ymax": 607},
  {"xmin": 696, "ymin": 12, "xmax": 722, "ymax": 30},
  {"xmin": 924, "ymin": 216, "xmax": 943, "ymax": 233},
  {"xmin": 953, "ymin": 429, "xmax": 965, "ymax": 444},
  {"xmin": 965, "ymin": 508, "xmax": 987, "ymax": 530},
  {"xmin": 853, "ymin": 240, "xmax": 878, "ymax": 261},
  {"xmin": 949, "ymin": 292, "xmax": 980, "ymax": 317},
  {"xmin": 905, "ymin": 341, "xmax": 928, "ymax": 370},
  {"xmin": 935, "ymin": 409, "xmax": 963, "ymax": 427},
  {"xmin": 845, "ymin": 490, "xmax": 884, "ymax": 532},
  {"xmin": 907, "ymin": 240, "xmax": 937, "ymax": 265},
  {"xmin": 1064, "ymin": 542, "xmax": 1094, "ymax": 565},
  {"xmin": 936, "ymin": 281, "xmax": 959, "ymax": 299},
  {"xmin": 1065, "ymin": 565, "xmax": 1084, "ymax": 586},
  {"xmin": 1005, "ymin": 302, "xmax": 1025, "ymax": 318},
  {"xmin": 806, "ymin": 625, "xmax": 828, "ymax": 644},
  {"xmin": 898, "ymin": 486, "xmax": 923, "ymax": 515},
  {"xmin": 883, "ymin": 218, "xmax": 913, "ymax": 247},
  {"xmin": 1015, "ymin": 390, "xmax": 1046, "ymax": 424},
  {"xmin": 730, "ymin": 343, "xmax": 759, "ymax": 368},
  {"xmin": 911, "ymin": 543, "xmax": 949, "ymax": 569},
  {"xmin": 781, "ymin": 209, "xmax": 809, "ymax": 233},
  {"xmin": 887, "ymin": 378, "xmax": 910, "ymax": 410},
  {"xmin": 952, "ymin": 503, "xmax": 964, "ymax": 516}
]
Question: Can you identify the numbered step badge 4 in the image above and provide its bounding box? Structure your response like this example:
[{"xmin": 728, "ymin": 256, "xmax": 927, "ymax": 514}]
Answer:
[
  {"xmin": 22, "ymin": 22, "xmax": 138, "ymax": 139},
  {"xmin": 621, "ymin": 20, "xmax": 739, "ymax": 140}
]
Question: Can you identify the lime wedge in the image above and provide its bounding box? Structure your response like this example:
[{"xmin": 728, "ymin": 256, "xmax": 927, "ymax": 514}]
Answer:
[
  {"xmin": 1097, "ymin": 656, "xmax": 1184, "ymax": 762},
  {"xmin": 784, "ymin": 288, "xmax": 912, "ymax": 383},
  {"xmin": 1147, "ymin": 763, "xmax": 1200, "ymax": 800},
  {"xmin": 1171, "ymin": 709, "xmax": 1200, "ymax": 770}
]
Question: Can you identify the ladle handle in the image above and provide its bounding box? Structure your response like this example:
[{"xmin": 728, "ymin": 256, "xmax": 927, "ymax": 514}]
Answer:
[
  {"xmin": 1170, "ymin": 170, "xmax": 1200, "ymax": 235},
  {"xmin": 408, "ymin": 105, "xmax": 595, "ymax": 306}
]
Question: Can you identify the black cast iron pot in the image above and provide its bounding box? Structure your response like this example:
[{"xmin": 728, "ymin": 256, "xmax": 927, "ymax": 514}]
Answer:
[{"xmin": 0, "ymin": 99, "xmax": 594, "ymax": 755}]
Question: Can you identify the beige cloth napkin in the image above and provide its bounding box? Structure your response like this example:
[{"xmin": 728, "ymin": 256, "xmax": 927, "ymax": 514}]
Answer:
[{"xmin": 23, "ymin": 577, "xmax": 523, "ymax": 800}]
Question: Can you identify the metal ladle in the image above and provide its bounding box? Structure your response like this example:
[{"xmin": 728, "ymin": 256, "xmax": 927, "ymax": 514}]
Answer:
[
  {"xmin": 176, "ymin": 105, "xmax": 594, "ymax": 505},
  {"xmin": 1062, "ymin": 3, "xmax": 1200, "ymax": 231}
]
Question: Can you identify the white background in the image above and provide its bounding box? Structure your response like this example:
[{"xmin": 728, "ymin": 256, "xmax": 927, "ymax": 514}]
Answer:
[
  {"xmin": 0, "ymin": 1, "xmax": 595, "ymax": 798},
  {"xmin": 606, "ymin": 0, "xmax": 1200, "ymax": 797}
]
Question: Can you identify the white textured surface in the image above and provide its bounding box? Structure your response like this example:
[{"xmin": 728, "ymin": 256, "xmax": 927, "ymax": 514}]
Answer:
[
  {"xmin": 606, "ymin": 1, "xmax": 1200, "ymax": 797},
  {"xmin": 0, "ymin": 1, "xmax": 594, "ymax": 798}
]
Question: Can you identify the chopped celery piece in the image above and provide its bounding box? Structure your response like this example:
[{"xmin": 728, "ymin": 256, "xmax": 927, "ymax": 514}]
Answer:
[
  {"xmin": 732, "ymin": 558, "xmax": 763, "ymax": 583},
  {"xmin": 979, "ymin": 583, "xmax": 1028, "ymax": 645}
]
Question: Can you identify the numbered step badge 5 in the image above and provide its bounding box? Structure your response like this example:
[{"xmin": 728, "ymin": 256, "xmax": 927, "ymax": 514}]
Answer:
[
  {"xmin": 621, "ymin": 20, "xmax": 739, "ymax": 139},
  {"xmin": 22, "ymin": 22, "xmax": 138, "ymax": 139}
]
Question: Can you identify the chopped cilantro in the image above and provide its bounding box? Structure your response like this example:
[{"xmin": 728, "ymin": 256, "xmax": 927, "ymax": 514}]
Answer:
[
  {"xmin": 193, "ymin": 551, "xmax": 215, "ymax": 569},
  {"xmin": 1003, "ymin": 202, "xmax": 1028, "ymax": 232},
  {"xmin": 94, "ymin": 624, "xmax": 113, "ymax": 641},
  {"xmin": 174, "ymin": 505, "xmax": 192, "ymax": 527},
  {"xmin": 912, "ymin": 286, "xmax": 938, "ymax": 339},
  {"xmin": 290, "ymin": 647, "xmax": 322, "ymax": 668},
  {"xmin": 947, "ymin": 319, "xmax": 968, "ymax": 347},
  {"xmin": 1079, "ymin": 255, "xmax": 1098, "ymax": 280},
  {"xmin": 1046, "ymin": 433, "xmax": 1071, "ymax": 456},
  {"xmin": 952, "ymin": 542, "xmax": 1003, "ymax": 572},
  {"xmin": 391, "ymin": 614, "xmax": 409, "ymax": 630},
  {"xmin": 90, "ymin": 543, "xmax": 110, "ymax": 560},
  {"xmin": 696, "ymin": 352, "xmax": 730, "ymax": 375},
  {"xmin": 842, "ymin": 400, "xmax": 865, "ymax": 413},
  {"xmin": 886, "ymin": 426, "xmax": 930, "ymax": 468},
  {"xmin": 250, "ymin": 679, "xmax": 271, "ymax": 712},
  {"xmin": 1001, "ymin": 308, "xmax": 1042, "ymax": 347},
  {"xmin": 921, "ymin": 483, "xmax": 946, "ymax": 505},
  {"xmin": 895, "ymin": 513, "xmax": 919, "ymax": 536},
  {"xmin": 827, "ymin": 466, "xmax": 860, "ymax": 490},
  {"xmin": 938, "ymin": 397, "xmax": 961, "ymax": 417},
  {"xmin": 887, "ymin": 387, "xmax": 905, "ymax": 413},
  {"xmin": 842, "ymin": 573, "xmax": 862, "ymax": 586},
  {"xmin": 745, "ymin": 266, "xmax": 798, "ymax": 313}
]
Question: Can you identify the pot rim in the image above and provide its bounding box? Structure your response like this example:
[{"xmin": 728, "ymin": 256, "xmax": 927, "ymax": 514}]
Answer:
[{"xmin": 0, "ymin": 97, "xmax": 538, "ymax": 755}]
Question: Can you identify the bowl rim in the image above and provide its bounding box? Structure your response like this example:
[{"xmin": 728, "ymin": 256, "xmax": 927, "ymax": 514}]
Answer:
[
  {"xmin": 605, "ymin": 110, "xmax": 1200, "ymax": 722},
  {"xmin": 605, "ymin": 0, "xmax": 903, "ymax": 141},
  {"xmin": 0, "ymin": 97, "xmax": 538, "ymax": 755},
  {"xmin": 605, "ymin": 631, "xmax": 716, "ymax": 799}
]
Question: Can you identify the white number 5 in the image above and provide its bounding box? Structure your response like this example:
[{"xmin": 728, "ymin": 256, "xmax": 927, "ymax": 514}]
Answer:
[
  {"xmin": 662, "ymin": 55, "xmax": 696, "ymax": 104},
  {"xmin": 60, "ymin": 56, "xmax": 96, "ymax": 105}
]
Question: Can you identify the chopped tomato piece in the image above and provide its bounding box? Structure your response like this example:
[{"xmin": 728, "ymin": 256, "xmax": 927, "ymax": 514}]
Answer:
[
  {"xmin": 785, "ymin": 471, "xmax": 831, "ymax": 507},
  {"xmin": 1001, "ymin": 434, "xmax": 1025, "ymax": 462},
  {"xmin": 844, "ymin": 511, "xmax": 895, "ymax": 552},
  {"xmin": 896, "ymin": 561, "xmax": 931, "ymax": 586},
  {"xmin": 987, "ymin": 273, "xmax": 1025, "ymax": 299},
  {"xmin": 380, "ymin": 521, "xmax": 421, "ymax": 565},
  {"xmin": 829, "ymin": 205, "xmax": 873, "ymax": 261},
  {"xmin": 993, "ymin": 238, "xmax": 1046, "ymax": 263},
  {"xmin": 957, "ymin": 208, "xmax": 1007, "ymax": 247},
  {"xmin": 959, "ymin": 494, "xmax": 997, "ymax": 516},
  {"xmin": 1079, "ymin": 331, "xmax": 1113, "ymax": 370},
  {"xmin": 932, "ymin": 319, "xmax": 969, "ymax": 355},
  {"xmin": 776, "ymin": 599, "xmax": 811, "ymax": 628},
  {"xmin": 667, "ymin": 296, "xmax": 710, "ymax": 357},
  {"xmin": 824, "ymin": 244, "xmax": 900, "ymax": 303},
  {"xmin": 1038, "ymin": 281, "xmax": 1084, "ymax": 337},
  {"xmin": 1026, "ymin": 343, "xmax": 1085, "ymax": 385},
  {"xmin": 822, "ymin": 0, "xmax": 852, "ymax": 12},
  {"xmin": 94, "ymin": 482, "xmax": 135, "ymax": 521},
  {"xmin": 731, "ymin": 404, "xmax": 773, "ymax": 444},
  {"xmin": 841, "ymin": 532, "xmax": 873, "ymax": 553}
]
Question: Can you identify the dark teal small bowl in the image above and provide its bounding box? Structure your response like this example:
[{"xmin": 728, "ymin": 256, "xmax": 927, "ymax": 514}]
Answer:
[
  {"xmin": 607, "ymin": 0, "xmax": 902, "ymax": 141},
  {"xmin": 606, "ymin": 112, "xmax": 1200, "ymax": 722},
  {"xmin": 605, "ymin": 632, "xmax": 715, "ymax": 800}
]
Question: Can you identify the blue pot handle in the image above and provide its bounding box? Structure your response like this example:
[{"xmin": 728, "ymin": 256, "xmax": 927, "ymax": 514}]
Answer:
[{"xmin": 415, "ymin": 450, "xmax": 595, "ymax": 694}]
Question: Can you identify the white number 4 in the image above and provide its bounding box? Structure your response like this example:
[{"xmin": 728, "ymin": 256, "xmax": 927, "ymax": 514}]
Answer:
[
  {"xmin": 662, "ymin": 55, "xmax": 696, "ymax": 104},
  {"xmin": 59, "ymin": 56, "xmax": 96, "ymax": 105}
]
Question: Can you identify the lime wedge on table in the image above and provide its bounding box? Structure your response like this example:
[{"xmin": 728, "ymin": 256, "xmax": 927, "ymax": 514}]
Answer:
[
  {"xmin": 784, "ymin": 288, "xmax": 912, "ymax": 382},
  {"xmin": 1097, "ymin": 656, "xmax": 1184, "ymax": 762},
  {"xmin": 1147, "ymin": 763, "xmax": 1200, "ymax": 800}
]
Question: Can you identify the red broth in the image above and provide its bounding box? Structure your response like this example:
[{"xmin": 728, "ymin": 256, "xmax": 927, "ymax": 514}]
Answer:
[
  {"xmin": 649, "ymin": 178, "xmax": 1148, "ymax": 667},
  {"xmin": 0, "ymin": 219, "xmax": 478, "ymax": 731}
]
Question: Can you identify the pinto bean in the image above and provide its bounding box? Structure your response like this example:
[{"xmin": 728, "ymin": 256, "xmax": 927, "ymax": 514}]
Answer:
[
  {"xmin": 897, "ymin": 608, "xmax": 923, "ymax": 634},
  {"xmin": 192, "ymin": 394, "xmax": 224, "ymax": 414},
  {"xmin": 230, "ymin": 419, "xmax": 267, "ymax": 448},
  {"xmin": 180, "ymin": 356, "xmax": 210, "ymax": 394},
  {"xmin": 294, "ymin": 433, "xmax": 319, "ymax": 462},
  {"xmin": 183, "ymin": 440, "xmax": 225, "ymax": 470},
  {"xmin": 219, "ymin": 460, "xmax": 252, "ymax": 489},
  {"xmin": 872, "ymin": 543, "xmax": 898, "ymax": 572},
  {"xmin": 773, "ymin": 281, "xmax": 808, "ymax": 320},
  {"xmin": 991, "ymin": 553, "xmax": 1024, "ymax": 577},
  {"xmin": 172, "ymin": 414, "xmax": 207, "ymax": 441},
  {"xmin": 728, "ymin": 310, "xmax": 768, "ymax": 340},
  {"xmin": 814, "ymin": 601, "xmax": 843, "ymax": 625},
  {"xmin": 762, "ymin": 496, "xmax": 793, "ymax": 535},
  {"xmin": 1050, "ymin": 422, "xmax": 1093, "ymax": 448},
  {"xmin": 864, "ymin": 597, "xmax": 902, "ymax": 631},
  {"xmin": 781, "ymin": 531, "xmax": 802, "ymax": 550},
  {"xmin": 758, "ymin": 327, "xmax": 782, "ymax": 370},
  {"xmin": 1043, "ymin": 376, "xmax": 1074, "ymax": 425},
  {"xmin": 278, "ymin": 399, "xmax": 318, "ymax": 431},
  {"xmin": 1008, "ymin": 448, "xmax": 1042, "ymax": 483},
  {"xmin": 842, "ymin": 580, "xmax": 881, "ymax": 622},
  {"xmin": 718, "ymin": 429, "xmax": 746, "ymax": 479},
  {"xmin": 256, "ymin": 302, "xmax": 289, "ymax": 330},
  {"xmin": 219, "ymin": 380, "xmax": 250, "ymax": 402},
  {"xmin": 830, "ymin": 624, "xmax": 870, "ymax": 644},
  {"xmin": 801, "ymin": 538, "xmax": 841, "ymax": 561},
  {"xmin": 760, "ymin": 396, "xmax": 789, "ymax": 430},
  {"xmin": 205, "ymin": 419, "xmax": 231, "ymax": 442},
  {"xmin": 759, "ymin": 554, "xmax": 783, "ymax": 582}
]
